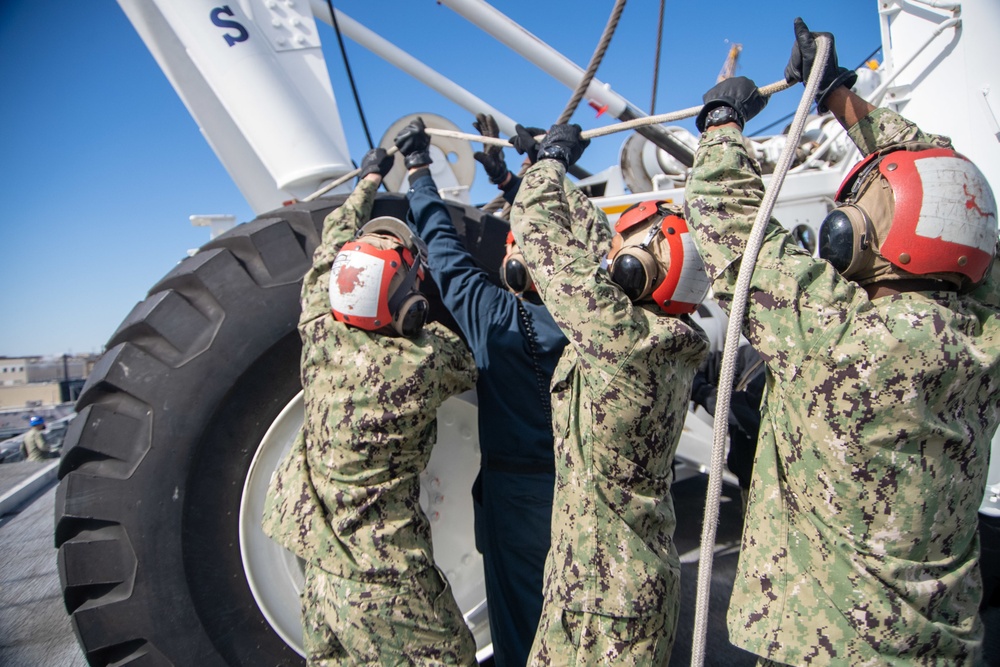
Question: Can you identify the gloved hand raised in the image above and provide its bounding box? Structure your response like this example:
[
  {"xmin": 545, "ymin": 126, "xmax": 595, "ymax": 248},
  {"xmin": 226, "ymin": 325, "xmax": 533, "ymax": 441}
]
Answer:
[
  {"xmin": 472, "ymin": 113, "xmax": 510, "ymax": 185},
  {"xmin": 509, "ymin": 124, "xmax": 544, "ymax": 164},
  {"xmin": 393, "ymin": 117, "xmax": 432, "ymax": 169},
  {"xmin": 358, "ymin": 147, "xmax": 395, "ymax": 179},
  {"xmin": 695, "ymin": 76, "xmax": 768, "ymax": 133},
  {"xmin": 536, "ymin": 123, "xmax": 589, "ymax": 168},
  {"xmin": 784, "ymin": 17, "xmax": 858, "ymax": 113}
]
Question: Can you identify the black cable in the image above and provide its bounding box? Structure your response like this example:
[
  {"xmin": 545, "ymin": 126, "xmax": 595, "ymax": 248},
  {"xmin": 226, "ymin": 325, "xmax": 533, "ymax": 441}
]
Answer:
[
  {"xmin": 326, "ymin": 0, "xmax": 374, "ymax": 150},
  {"xmin": 747, "ymin": 45, "xmax": 883, "ymax": 136},
  {"xmin": 748, "ymin": 110, "xmax": 797, "ymax": 136},
  {"xmin": 650, "ymin": 0, "xmax": 666, "ymax": 114}
]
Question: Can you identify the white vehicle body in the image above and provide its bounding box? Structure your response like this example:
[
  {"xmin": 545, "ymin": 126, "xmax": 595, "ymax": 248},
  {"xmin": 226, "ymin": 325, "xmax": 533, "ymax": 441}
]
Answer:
[{"xmin": 57, "ymin": 1, "xmax": 1000, "ymax": 664}]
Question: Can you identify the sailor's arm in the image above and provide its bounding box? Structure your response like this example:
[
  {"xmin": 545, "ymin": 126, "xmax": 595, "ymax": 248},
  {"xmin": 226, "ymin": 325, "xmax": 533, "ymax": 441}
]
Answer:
[
  {"xmin": 824, "ymin": 87, "xmax": 952, "ymax": 156},
  {"xmin": 301, "ymin": 149, "xmax": 392, "ymax": 324},
  {"xmin": 512, "ymin": 156, "xmax": 640, "ymax": 372},
  {"xmin": 405, "ymin": 166, "xmax": 507, "ymax": 350},
  {"xmin": 785, "ymin": 19, "xmax": 950, "ymax": 156}
]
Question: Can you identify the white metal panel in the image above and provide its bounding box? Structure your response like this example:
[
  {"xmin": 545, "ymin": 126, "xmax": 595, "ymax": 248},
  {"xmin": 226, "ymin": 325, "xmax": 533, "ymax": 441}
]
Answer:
[
  {"xmin": 880, "ymin": 0, "xmax": 1000, "ymax": 193},
  {"xmin": 119, "ymin": 0, "xmax": 355, "ymax": 211}
]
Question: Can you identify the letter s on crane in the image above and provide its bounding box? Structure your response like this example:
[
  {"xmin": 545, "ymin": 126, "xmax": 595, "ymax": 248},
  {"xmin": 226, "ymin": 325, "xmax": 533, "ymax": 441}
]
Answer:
[{"xmin": 210, "ymin": 6, "xmax": 249, "ymax": 47}]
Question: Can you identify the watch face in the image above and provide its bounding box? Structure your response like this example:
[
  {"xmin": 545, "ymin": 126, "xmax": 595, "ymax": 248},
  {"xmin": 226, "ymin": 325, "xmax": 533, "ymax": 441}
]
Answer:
[{"xmin": 708, "ymin": 106, "xmax": 738, "ymax": 127}]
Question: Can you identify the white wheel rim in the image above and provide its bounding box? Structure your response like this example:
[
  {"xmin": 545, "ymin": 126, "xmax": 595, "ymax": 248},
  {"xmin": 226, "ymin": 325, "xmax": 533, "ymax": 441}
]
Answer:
[
  {"xmin": 239, "ymin": 391, "xmax": 308, "ymax": 656},
  {"xmin": 239, "ymin": 390, "xmax": 493, "ymax": 658}
]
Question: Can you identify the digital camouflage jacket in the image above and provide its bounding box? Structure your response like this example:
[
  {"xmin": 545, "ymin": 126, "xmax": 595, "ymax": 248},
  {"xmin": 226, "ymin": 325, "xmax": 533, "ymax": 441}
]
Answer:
[
  {"xmin": 262, "ymin": 179, "xmax": 477, "ymax": 582},
  {"xmin": 511, "ymin": 159, "xmax": 708, "ymax": 618},
  {"xmin": 684, "ymin": 108, "xmax": 1000, "ymax": 666}
]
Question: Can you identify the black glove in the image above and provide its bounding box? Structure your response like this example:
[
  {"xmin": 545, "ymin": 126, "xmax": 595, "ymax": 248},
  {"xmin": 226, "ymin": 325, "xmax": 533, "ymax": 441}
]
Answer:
[
  {"xmin": 695, "ymin": 76, "xmax": 768, "ymax": 132},
  {"xmin": 536, "ymin": 123, "xmax": 589, "ymax": 168},
  {"xmin": 509, "ymin": 124, "xmax": 544, "ymax": 164},
  {"xmin": 393, "ymin": 117, "xmax": 432, "ymax": 169},
  {"xmin": 472, "ymin": 114, "xmax": 510, "ymax": 185},
  {"xmin": 784, "ymin": 17, "xmax": 858, "ymax": 113},
  {"xmin": 358, "ymin": 147, "xmax": 394, "ymax": 179},
  {"xmin": 474, "ymin": 151, "xmax": 510, "ymax": 185},
  {"xmin": 472, "ymin": 112, "xmax": 499, "ymax": 139}
]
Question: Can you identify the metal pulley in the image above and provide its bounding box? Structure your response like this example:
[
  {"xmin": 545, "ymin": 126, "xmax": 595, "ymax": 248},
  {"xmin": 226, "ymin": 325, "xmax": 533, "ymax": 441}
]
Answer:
[{"xmin": 379, "ymin": 113, "xmax": 477, "ymax": 202}]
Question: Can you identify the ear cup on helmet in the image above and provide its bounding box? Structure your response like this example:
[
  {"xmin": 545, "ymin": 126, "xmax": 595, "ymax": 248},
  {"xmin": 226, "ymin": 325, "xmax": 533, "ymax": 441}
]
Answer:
[
  {"xmin": 501, "ymin": 251, "xmax": 532, "ymax": 294},
  {"xmin": 819, "ymin": 204, "xmax": 872, "ymax": 279},
  {"xmin": 609, "ymin": 246, "xmax": 659, "ymax": 302},
  {"xmin": 391, "ymin": 292, "xmax": 429, "ymax": 338}
]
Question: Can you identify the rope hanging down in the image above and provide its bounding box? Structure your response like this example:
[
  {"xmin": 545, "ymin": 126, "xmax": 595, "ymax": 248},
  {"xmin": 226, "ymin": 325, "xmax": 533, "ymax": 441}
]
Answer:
[
  {"xmin": 687, "ymin": 36, "xmax": 831, "ymax": 667},
  {"xmin": 556, "ymin": 0, "xmax": 628, "ymax": 125},
  {"xmin": 482, "ymin": 0, "xmax": 628, "ymax": 215}
]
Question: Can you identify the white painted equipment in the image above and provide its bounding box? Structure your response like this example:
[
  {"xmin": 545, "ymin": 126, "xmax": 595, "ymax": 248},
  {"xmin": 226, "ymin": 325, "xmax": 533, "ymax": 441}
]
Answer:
[{"xmin": 59, "ymin": 2, "xmax": 1000, "ymax": 664}]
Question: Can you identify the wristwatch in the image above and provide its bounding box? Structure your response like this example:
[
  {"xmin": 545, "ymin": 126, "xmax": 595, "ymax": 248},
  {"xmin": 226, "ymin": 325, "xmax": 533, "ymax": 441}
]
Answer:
[
  {"xmin": 704, "ymin": 105, "xmax": 741, "ymax": 129},
  {"xmin": 537, "ymin": 143, "xmax": 571, "ymax": 166}
]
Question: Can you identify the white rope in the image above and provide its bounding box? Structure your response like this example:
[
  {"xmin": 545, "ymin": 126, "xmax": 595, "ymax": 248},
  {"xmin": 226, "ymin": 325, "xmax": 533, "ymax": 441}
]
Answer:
[
  {"xmin": 302, "ymin": 145, "xmax": 400, "ymax": 202},
  {"xmin": 423, "ymin": 78, "xmax": 792, "ymax": 146},
  {"xmin": 687, "ymin": 37, "xmax": 831, "ymax": 667},
  {"xmin": 301, "ymin": 77, "xmax": 794, "ymax": 202}
]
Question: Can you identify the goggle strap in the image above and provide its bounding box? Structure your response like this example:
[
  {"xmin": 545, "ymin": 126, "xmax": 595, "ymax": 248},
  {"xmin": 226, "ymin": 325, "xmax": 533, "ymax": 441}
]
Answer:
[{"xmin": 387, "ymin": 253, "xmax": 421, "ymax": 315}]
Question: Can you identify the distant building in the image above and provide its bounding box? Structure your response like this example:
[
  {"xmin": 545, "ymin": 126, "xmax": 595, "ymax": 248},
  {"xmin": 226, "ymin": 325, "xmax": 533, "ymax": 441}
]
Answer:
[
  {"xmin": 27, "ymin": 356, "xmax": 93, "ymax": 383},
  {"xmin": 0, "ymin": 354, "xmax": 98, "ymax": 411},
  {"xmin": 0, "ymin": 357, "xmax": 35, "ymax": 386}
]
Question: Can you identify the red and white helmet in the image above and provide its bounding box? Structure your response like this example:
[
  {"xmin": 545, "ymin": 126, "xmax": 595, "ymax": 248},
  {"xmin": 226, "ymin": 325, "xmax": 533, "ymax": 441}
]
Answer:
[
  {"xmin": 607, "ymin": 200, "xmax": 711, "ymax": 314},
  {"xmin": 329, "ymin": 217, "xmax": 429, "ymax": 337},
  {"xmin": 819, "ymin": 144, "xmax": 998, "ymax": 288}
]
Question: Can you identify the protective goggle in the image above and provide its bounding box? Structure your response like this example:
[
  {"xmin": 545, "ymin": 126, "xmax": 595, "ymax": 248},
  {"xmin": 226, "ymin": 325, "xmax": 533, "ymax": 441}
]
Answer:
[
  {"xmin": 329, "ymin": 217, "xmax": 429, "ymax": 337},
  {"xmin": 607, "ymin": 201, "xmax": 710, "ymax": 314},
  {"xmin": 819, "ymin": 143, "xmax": 997, "ymax": 288}
]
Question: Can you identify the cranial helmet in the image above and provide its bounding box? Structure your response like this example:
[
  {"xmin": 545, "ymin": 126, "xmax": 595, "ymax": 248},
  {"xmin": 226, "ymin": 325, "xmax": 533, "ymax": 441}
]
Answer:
[
  {"xmin": 608, "ymin": 200, "xmax": 711, "ymax": 314},
  {"xmin": 819, "ymin": 143, "xmax": 998, "ymax": 289},
  {"xmin": 500, "ymin": 230, "xmax": 535, "ymax": 295},
  {"xmin": 329, "ymin": 216, "xmax": 429, "ymax": 337}
]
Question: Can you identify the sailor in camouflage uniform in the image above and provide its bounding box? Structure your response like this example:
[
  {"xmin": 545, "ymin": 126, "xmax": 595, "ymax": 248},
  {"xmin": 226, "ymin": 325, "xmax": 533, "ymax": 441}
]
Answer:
[
  {"xmin": 394, "ymin": 116, "xmax": 569, "ymax": 667},
  {"xmin": 684, "ymin": 19, "xmax": 1000, "ymax": 666},
  {"xmin": 509, "ymin": 124, "xmax": 709, "ymax": 665},
  {"xmin": 262, "ymin": 147, "xmax": 478, "ymax": 666}
]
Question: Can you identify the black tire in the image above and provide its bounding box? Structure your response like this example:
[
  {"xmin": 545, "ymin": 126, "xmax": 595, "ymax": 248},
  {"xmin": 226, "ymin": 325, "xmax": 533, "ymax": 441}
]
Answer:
[{"xmin": 55, "ymin": 193, "xmax": 506, "ymax": 666}]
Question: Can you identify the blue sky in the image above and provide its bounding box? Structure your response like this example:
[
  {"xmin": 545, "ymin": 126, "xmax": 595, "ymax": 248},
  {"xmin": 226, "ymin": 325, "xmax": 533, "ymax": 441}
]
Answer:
[{"xmin": 0, "ymin": 1, "xmax": 880, "ymax": 357}]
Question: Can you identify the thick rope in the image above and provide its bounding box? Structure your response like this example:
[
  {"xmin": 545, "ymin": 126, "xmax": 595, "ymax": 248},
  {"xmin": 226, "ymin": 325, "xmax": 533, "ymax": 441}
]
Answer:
[
  {"xmin": 395, "ymin": 77, "xmax": 793, "ymax": 152},
  {"xmin": 301, "ymin": 77, "xmax": 792, "ymax": 203},
  {"xmin": 557, "ymin": 0, "xmax": 627, "ymax": 125},
  {"xmin": 687, "ymin": 37, "xmax": 831, "ymax": 667},
  {"xmin": 483, "ymin": 0, "xmax": 628, "ymax": 216}
]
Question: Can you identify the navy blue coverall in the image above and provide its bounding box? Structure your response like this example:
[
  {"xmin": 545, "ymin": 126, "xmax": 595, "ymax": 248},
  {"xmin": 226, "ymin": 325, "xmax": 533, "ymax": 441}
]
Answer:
[{"xmin": 406, "ymin": 170, "xmax": 567, "ymax": 667}]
